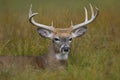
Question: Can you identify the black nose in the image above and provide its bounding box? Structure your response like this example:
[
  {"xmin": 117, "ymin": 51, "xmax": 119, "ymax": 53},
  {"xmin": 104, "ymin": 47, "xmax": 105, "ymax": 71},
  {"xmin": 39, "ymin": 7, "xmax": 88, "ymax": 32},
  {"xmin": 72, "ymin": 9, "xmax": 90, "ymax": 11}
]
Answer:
[{"xmin": 63, "ymin": 47, "xmax": 70, "ymax": 52}]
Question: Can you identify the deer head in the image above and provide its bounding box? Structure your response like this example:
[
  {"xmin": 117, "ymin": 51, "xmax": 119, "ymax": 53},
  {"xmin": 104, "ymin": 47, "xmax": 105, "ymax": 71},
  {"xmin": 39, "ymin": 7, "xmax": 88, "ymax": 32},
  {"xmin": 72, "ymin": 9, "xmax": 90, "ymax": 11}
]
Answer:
[{"xmin": 29, "ymin": 4, "xmax": 99, "ymax": 60}]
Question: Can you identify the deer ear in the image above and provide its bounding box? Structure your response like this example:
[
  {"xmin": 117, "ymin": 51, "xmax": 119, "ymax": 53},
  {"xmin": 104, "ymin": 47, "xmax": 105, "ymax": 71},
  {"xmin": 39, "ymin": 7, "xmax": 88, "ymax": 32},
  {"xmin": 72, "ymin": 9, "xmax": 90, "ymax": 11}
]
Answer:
[
  {"xmin": 37, "ymin": 28, "xmax": 53, "ymax": 39},
  {"xmin": 71, "ymin": 26, "xmax": 87, "ymax": 38}
]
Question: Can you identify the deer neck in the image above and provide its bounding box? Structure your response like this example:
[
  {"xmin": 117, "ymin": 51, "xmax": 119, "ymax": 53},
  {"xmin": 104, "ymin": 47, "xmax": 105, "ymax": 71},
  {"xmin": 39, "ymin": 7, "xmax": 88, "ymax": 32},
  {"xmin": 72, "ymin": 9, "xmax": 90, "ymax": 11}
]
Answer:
[{"xmin": 44, "ymin": 43, "xmax": 68, "ymax": 69}]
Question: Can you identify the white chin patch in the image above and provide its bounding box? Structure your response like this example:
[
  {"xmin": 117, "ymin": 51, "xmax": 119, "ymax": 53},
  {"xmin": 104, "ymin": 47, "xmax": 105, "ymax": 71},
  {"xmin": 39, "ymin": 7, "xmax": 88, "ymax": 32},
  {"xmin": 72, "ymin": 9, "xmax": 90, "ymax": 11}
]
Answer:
[{"xmin": 56, "ymin": 53, "xmax": 68, "ymax": 60}]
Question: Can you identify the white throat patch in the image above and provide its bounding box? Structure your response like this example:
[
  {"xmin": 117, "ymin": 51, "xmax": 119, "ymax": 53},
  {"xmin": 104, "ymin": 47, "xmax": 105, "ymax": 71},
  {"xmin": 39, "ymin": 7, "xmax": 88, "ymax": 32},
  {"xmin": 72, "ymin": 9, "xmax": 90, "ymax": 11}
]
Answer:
[{"xmin": 56, "ymin": 53, "xmax": 68, "ymax": 60}]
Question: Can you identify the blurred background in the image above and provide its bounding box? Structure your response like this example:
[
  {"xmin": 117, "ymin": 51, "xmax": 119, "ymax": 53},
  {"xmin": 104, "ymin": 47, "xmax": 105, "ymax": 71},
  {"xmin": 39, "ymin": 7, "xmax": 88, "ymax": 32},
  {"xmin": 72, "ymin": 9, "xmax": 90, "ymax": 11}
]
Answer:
[{"xmin": 0, "ymin": 0, "xmax": 120, "ymax": 80}]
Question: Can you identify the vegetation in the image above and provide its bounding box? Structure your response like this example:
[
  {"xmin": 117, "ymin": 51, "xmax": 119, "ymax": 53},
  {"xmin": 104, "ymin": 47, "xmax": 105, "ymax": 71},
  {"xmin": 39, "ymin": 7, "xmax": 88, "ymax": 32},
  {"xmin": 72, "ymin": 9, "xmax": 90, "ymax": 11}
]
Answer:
[{"xmin": 0, "ymin": 0, "xmax": 120, "ymax": 80}]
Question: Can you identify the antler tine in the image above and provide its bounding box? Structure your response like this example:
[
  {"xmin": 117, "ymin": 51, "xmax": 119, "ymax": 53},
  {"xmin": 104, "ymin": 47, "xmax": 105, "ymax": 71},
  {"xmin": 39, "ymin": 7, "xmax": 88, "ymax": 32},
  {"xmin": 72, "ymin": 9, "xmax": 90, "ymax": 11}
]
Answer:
[
  {"xmin": 71, "ymin": 20, "xmax": 73, "ymax": 27},
  {"xmin": 71, "ymin": 4, "xmax": 99, "ymax": 30},
  {"xmin": 84, "ymin": 7, "xmax": 88, "ymax": 22},
  {"xmin": 89, "ymin": 3, "xmax": 94, "ymax": 18},
  {"xmin": 29, "ymin": 4, "xmax": 32, "ymax": 17},
  {"xmin": 29, "ymin": 5, "xmax": 54, "ymax": 31},
  {"xmin": 95, "ymin": 6, "xmax": 99, "ymax": 17},
  {"xmin": 51, "ymin": 21, "xmax": 53, "ymax": 26}
]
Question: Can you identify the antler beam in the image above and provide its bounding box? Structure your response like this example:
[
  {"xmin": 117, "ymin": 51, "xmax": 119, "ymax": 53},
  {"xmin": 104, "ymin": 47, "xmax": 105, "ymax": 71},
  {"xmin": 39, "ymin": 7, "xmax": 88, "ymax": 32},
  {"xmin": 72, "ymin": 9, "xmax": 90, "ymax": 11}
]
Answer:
[
  {"xmin": 29, "ymin": 4, "xmax": 54, "ymax": 31},
  {"xmin": 71, "ymin": 4, "xmax": 99, "ymax": 30}
]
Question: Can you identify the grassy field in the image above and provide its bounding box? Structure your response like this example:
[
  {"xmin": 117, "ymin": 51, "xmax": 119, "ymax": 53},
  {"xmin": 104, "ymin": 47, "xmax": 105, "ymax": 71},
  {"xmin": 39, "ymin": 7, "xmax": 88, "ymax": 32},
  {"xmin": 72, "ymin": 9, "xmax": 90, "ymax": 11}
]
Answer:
[{"xmin": 0, "ymin": 0, "xmax": 120, "ymax": 80}]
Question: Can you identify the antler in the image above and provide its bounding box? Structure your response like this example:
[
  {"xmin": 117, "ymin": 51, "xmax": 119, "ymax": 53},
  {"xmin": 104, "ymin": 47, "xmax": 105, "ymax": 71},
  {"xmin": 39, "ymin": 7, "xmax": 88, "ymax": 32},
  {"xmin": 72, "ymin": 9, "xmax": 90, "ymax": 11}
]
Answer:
[
  {"xmin": 29, "ymin": 4, "xmax": 54, "ymax": 31},
  {"xmin": 71, "ymin": 4, "xmax": 99, "ymax": 30}
]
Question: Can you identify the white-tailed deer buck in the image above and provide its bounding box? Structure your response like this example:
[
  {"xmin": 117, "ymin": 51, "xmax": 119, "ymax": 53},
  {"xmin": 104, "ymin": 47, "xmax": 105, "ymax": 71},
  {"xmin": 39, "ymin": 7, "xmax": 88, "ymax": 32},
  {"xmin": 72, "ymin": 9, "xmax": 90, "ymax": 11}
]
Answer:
[{"xmin": 0, "ymin": 4, "xmax": 99, "ymax": 69}]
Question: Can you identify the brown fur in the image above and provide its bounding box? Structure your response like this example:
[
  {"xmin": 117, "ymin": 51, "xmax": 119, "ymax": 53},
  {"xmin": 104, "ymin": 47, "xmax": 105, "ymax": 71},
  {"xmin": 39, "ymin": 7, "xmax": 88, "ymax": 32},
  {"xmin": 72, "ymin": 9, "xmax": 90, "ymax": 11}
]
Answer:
[
  {"xmin": 0, "ymin": 43, "xmax": 67, "ymax": 70},
  {"xmin": 54, "ymin": 28, "xmax": 72, "ymax": 37}
]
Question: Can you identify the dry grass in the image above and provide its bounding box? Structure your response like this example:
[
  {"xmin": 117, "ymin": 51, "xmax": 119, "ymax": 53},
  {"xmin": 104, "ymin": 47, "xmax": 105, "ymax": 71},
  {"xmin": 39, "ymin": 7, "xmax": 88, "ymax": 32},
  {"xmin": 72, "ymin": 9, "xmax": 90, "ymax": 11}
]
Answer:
[{"xmin": 0, "ymin": 0, "xmax": 120, "ymax": 80}]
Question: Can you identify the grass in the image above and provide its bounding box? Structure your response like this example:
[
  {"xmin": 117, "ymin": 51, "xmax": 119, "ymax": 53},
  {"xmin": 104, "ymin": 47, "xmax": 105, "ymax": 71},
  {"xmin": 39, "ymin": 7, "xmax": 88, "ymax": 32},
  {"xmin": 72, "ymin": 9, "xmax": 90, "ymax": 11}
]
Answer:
[{"xmin": 0, "ymin": 0, "xmax": 120, "ymax": 80}]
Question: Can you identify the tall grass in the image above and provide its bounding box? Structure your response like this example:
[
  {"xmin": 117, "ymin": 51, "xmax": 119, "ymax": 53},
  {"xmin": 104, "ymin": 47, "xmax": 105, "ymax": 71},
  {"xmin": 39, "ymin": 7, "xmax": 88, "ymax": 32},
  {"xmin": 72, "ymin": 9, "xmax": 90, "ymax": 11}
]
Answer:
[{"xmin": 0, "ymin": 0, "xmax": 120, "ymax": 80}]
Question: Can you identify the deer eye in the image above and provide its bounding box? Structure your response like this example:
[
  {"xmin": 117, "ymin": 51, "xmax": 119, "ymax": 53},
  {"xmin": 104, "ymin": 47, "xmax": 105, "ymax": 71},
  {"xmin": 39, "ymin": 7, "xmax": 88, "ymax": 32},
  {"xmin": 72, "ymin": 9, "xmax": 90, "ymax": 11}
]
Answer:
[
  {"xmin": 54, "ymin": 38, "xmax": 60, "ymax": 42},
  {"xmin": 69, "ymin": 38, "xmax": 72, "ymax": 41}
]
